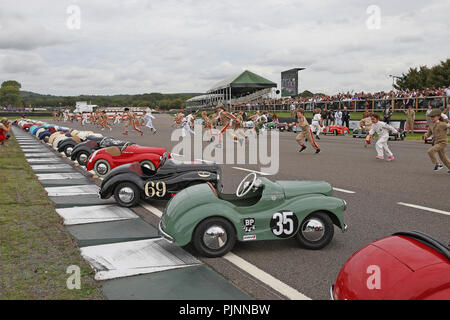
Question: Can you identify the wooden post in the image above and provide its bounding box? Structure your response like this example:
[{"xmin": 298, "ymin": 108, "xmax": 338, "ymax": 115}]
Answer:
[
  {"xmin": 415, "ymin": 97, "xmax": 418, "ymax": 112},
  {"xmin": 392, "ymin": 97, "xmax": 395, "ymax": 112}
]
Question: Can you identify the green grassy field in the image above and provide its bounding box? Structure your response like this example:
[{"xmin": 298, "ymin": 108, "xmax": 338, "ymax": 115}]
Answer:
[{"xmin": 0, "ymin": 137, "xmax": 104, "ymax": 299}]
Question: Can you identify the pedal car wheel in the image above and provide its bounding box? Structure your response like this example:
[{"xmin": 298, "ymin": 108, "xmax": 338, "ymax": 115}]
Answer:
[
  {"xmin": 193, "ymin": 217, "xmax": 236, "ymax": 258},
  {"xmin": 94, "ymin": 159, "xmax": 111, "ymax": 176},
  {"xmin": 113, "ymin": 182, "xmax": 140, "ymax": 207},
  {"xmin": 140, "ymin": 160, "xmax": 156, "ymax": 171},
  {"xmin": 296, "ymin": 211, "xmax": 334, "ymax": 250},
  {"xmin": 77, "ymin": 151, "xmax": 90, "ymax": 166},
  {"xmin": 64, "ymin": 145, "xmax": 74, "ymax": 157}
]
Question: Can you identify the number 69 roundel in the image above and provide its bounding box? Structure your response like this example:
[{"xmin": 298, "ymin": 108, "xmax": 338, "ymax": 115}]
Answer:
[
  {"xmin": 270, "ymin": 210, "xmax": 299, "ymax": 238},
  {"xmin": 144, "ymin": 181, "xmax": 167, "ymax": 198}
]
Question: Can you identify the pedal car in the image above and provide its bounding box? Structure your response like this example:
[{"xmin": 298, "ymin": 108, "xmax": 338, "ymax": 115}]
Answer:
[
  {"xmin": 86, "ymin": 142, "xmax": 168, "ymax": 176},
  {"xmin": 57, "ymin": 131, "xmax": 98, "ymax": 157},
  {"xmin": 352, "ymin": 128, "xmax": 368, "ymax": 138},
  {"xmin": 331, "ymin": 231, "xmax": 449, "ymax": 300},
  {"xmin": 323, "ymin": 125, "xmax": 350, "ymax": 135},
  {"xmin": 71, "ymin": 136, "xmax": 131, "ymax": 166},
  {"xmin": 159, "ymin": 173, "xmax": 347, "ymax": 257},
  {"xmin": 99, "ymin": 153, "xmax": 221, "ymax": 207},
  {"xmin": 389, "ymin": 128, "xmax": 406, "ymax": 141}
]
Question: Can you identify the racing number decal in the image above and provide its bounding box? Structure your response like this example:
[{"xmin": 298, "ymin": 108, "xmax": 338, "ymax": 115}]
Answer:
[
  {"xmin": 145, "ymin": 181, "xmax": 166, "ymax": 198},
  {"xmin": 270, "ymin": 210, "xmax": 298, "ymax": 238}
]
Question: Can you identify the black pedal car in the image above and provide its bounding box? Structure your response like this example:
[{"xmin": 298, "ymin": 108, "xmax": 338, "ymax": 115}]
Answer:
[
  {"xmin": 70, "ymin": 136, "xmax": 132, "ymax": 166},
  {"xmin": 99, "ymin": 153, "xmax": 222, "ymax": 207},
  {"xmin": 353, "ymin": 128, "xmax": 406, "ymax": 141},
  {"xmin": 58, "ymin": 133, "xmax": 103, "ymax": 157}
]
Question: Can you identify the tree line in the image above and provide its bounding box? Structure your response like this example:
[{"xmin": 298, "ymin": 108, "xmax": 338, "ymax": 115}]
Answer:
[
  {"xmin": 0, "ymin": 80, "xmax": 199, "ymax": 110},
  {"xmin": 394, "ymin": 59, "xmax": 450, "ymax": 90}
]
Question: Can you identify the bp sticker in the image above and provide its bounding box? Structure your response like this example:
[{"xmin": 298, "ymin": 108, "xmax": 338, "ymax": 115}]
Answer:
[
  {"xmin": 243, "ymin": 218, "xmax": 256, "ymax": 233},
  {"xmin": 270, "ymin": 210, "xmax": 298, "ymax": 238}
]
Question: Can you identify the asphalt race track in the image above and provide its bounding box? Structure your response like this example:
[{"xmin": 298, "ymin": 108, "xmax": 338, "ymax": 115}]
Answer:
[{"xmin": 37, "ymin": 115, "xmax": 449, "ymax": 300}]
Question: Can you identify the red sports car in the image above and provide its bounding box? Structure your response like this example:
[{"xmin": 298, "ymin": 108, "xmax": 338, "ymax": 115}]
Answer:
[
  {"xmin": 331, "ymin": 231, "xmax": 450, "ymax": 300},
  {"xmin": 86, "ymin": 142, "xmax": 169, "ymax": 176},
  {"xmin": 323, "ymin": 125, "xmax": 350, "ymax": 135}
]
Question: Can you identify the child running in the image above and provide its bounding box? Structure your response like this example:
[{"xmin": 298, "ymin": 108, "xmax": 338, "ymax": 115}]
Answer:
[
  {"xmin": 423, "ymin": 109, "xmax": 450, "ymax": 172},
  {"xmin": 365, "ymin": 113, "xmax": 398, "ymax": 161},
  {"xmin": 296, "ymin": 109, "xmax": 320, "ymax": 154},
  {"xmin": 123, "ymin": 108, "xmax": 143, "ymax": 136}
]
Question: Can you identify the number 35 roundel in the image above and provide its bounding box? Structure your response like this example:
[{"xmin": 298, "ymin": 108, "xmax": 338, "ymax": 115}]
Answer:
[{"xmin": 270, "ymin": 210, "xmax": 299, "ymax": 238}]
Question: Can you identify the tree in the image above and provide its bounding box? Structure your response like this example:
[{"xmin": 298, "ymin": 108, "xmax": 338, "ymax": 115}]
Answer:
[
  {"xmin": 394, "ymin": 59, "xmax": 450, "ymax": 90},
  {"xmin": 0, "ymin": 80, "xmax": 22, "ymax": 107}
]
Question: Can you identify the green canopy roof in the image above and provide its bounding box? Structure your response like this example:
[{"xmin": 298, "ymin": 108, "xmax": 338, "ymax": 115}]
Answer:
[{"xmin": 208, "ymin": 70, "xmax": 277, "ymax": 92}]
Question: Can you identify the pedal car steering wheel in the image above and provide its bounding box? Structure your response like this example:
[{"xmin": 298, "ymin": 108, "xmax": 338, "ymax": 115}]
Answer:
[
  {"xmin": 121, "ymin": 141, "xmax": 130, "ymax": 152},
  {"xmin": 236, "ymin": 173, "xmax": 257, "ymax": 198}
]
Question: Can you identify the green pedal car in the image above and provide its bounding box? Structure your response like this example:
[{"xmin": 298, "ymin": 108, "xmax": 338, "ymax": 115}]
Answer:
[{"xmin": 159, "ymin": 173, "xmax": 348, "ymax": 257}]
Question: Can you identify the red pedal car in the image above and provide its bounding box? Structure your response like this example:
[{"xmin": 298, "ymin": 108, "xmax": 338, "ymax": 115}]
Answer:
[
  {"xmin": 323, "ymin": 125, "xmax": 350, "ymax": 135},
  {"xmin": 331, "ymin": 231, "xmax": 450, "ymax": 300},
  {"xmin": 86, "ymin": 142, "xmax": 169, "ymax": 176}
]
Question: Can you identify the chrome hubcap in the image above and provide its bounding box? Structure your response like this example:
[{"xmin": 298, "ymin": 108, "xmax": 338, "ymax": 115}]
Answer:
[
  {"xmin": 301, "ymin": 218, "xmax": 325, "ymax": 242},
  {"xmin": 118, "ymin": 187, "xmax": 134, "ymax": 203},
  {"xmin": 79, "ymin": 154, "xmax": 88, "ymax": 163},
  {"xmin": 203, "ymin": 225, "xmax": 227, "ymax": 250},
  {"xmin": 97, "ymin": 163, "xmax": 108, "ymax": 175},
  {"xmin": 66, "ymin": 147, "xmax": 73, "ymax": 156}
]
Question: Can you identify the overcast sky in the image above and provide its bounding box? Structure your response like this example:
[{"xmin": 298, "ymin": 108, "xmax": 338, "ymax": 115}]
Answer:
[{"xmin": 0, "ymin": 0, "xmax": 448, "ymax": 96}]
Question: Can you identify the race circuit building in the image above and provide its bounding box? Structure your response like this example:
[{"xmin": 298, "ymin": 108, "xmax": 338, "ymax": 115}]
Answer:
[{"xmin": 186, "ymin": 70, "xmax": 277, "ymax": 110}]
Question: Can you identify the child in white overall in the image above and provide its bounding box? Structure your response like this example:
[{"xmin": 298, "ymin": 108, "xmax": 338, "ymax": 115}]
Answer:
[
  {"xmin": 142, "ymin": 111, "xmax": 157, "ymax": 134},
  {"xmin": 366, "ymin": 113, "xmax": 398, "ymax": 161}
]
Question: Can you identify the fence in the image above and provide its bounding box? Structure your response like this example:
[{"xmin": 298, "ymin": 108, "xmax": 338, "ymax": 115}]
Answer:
[{"xmin": 231, "ymin": 96, "xmax": 448, "ymax": 113}]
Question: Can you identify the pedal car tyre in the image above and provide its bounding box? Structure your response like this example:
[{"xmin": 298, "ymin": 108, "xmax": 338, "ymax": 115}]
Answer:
[
  {"xmin": 140, "ymin": 160, "xmax": 156, "ymax": 171},
  {"xmin": 94, "ymin": 159, "xmax": 111, "ymax": 176},
  {"xmin": 296, "ymin": 211, "xmax": 334, "ymax": 250},
  {"xmin": 64, "ymin": 145, "xmax": 74, "ymax": 157},
  {"xmin": 193, "ymin": 217, "xmax": 236, "ymax": 258},
  {"xmin": 77, "ymin": 151, "xmax": 90, "ymax": 166},
  {"xmin": 113, "ymin": 182, "xmax": 140, "ymax": 207}
]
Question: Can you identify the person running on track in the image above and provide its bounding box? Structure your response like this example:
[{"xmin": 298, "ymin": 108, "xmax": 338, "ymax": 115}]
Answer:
[
  {"xmin": 365, "ymin": 113, "xmax": 398, "ymax": 161},
  {"xmin": 423, "ymin": 109, "xmax": 450, "ymax": 172},
  {"xmin": 142, "ymin": 110, "xmax": 157, "ymax": 134},
  {"xmin": 123, "ymin": 108, "xmax": 143, "ymax": 136},
  {"xmin": 296, "ymin": 109, "xmax": 321, "ymax": 154}
]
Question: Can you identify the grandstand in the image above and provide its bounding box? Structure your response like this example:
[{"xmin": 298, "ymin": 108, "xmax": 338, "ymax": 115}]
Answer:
[{"xmin": 186, "ymin": 70, "xmax": 277, "ymax": 110}]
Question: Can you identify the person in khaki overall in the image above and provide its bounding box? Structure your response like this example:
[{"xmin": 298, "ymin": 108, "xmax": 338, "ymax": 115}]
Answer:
[
  {"xmin": 296, "ymin": 109, "xmax": 320, "ymax": 154},
  {"xmin": 404, "ymin": 106, "xmax": 415, "ymax": 134},
  {"xmin": 423, "ymin": 109, "xmax": 450, "ymax": 173}
]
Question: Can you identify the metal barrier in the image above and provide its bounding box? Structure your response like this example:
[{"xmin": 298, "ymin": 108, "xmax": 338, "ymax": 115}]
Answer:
[{"xmin": 230, "ymin": 96, "xmax": 447, "ymax": 113}]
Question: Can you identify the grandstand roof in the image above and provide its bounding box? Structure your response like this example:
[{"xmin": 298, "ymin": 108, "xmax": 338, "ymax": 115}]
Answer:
[{"xmin": 208, "ymin": 70, "xmax": 277, "ymax": 92}]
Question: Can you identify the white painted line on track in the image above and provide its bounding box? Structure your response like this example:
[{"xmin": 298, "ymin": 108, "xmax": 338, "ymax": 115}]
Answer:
[
  {"xmin": 224, "ymin": 252, "xmax": 311, "ymax": 300},
  {"xmin": 194, "ymin": 158, "xmax": 215, "ymax": 164},
  {"xmin": 140, "ymin": 203, "xmax": 163, "ymax": 218},
  {"xmin": 232, "ymin": 167, "xmax": 272, "ymax": 176},
  {"xmin": 333, "ymin": 188, "xmax": 356, "ymax": 194},
  {"xmin": 398, "ymin": 202, "xmax": 450, "ymax": 216},
  {"xmin": 140, "ymin": 203, "xmax": 311, "ymax": 300}
]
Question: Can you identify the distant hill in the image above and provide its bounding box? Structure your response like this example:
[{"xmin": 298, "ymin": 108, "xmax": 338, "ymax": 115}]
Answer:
[{"xmin": 19, "ymin": 91, "xmax": 202, "ymax": 110}]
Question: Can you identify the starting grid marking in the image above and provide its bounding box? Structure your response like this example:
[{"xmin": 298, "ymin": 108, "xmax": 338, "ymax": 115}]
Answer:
[
  {"xmin": 45, "ymin": 185, "xmax": 99, "ymax": 197},
  {"xmin": 55, "ymin": 205, "xmax": 139, "ymax": 225},
  {"xmin": 36, "ymin": 173, "xmax": 85, "ymax": 180},
  {"xmin": 80, "ymin": 238, "xmax": 201, "ymax": 281},
  {"xmin": 398, "ymin": 202, "xmax": 450, "ymax": 216},
  {"xmin": 139, "ymin": 202, "xmax": 311, "ymax": 300}
]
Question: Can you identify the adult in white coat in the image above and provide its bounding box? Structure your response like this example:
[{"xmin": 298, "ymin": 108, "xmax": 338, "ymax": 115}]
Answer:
[{"xmin": 335, "ymin": 109, "xmax": 343, "ymax": 126}]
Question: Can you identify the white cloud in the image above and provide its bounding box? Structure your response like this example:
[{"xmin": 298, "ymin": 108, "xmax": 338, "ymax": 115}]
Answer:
[{"xmin": 0, "ymin": 0, "xmax": 448, "ymax": 95}]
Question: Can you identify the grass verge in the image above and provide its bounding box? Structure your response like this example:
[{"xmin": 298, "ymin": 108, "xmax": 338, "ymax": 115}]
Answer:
[{"xmin": 0, "ymin": 136, "xmax": 104, "ymax": 300}]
